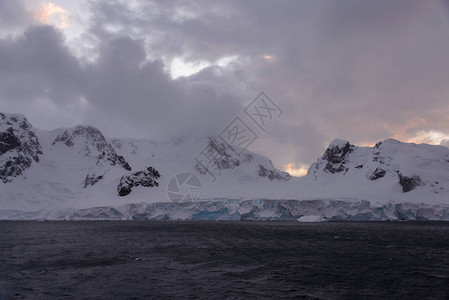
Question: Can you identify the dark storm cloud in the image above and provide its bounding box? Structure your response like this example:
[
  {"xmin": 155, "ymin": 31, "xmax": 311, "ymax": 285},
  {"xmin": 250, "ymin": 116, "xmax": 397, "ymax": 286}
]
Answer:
[
  {"xmin": 0, "ymin": 26, "xmax": 84, "ymax": 104},
  {"xmin": 0, "ymin": 23, "xmax": 244, "ymax": 139},
  {"xmin": 1, "ymin": 0, "xmax": 449, "ymax": 169},
  {"xmin": 83, "ymin": 35, "xmax": 244, "ymax": 138},
  {"xmin": 87, "ymin": 0, "xmax": 320, "ymax": 61}
]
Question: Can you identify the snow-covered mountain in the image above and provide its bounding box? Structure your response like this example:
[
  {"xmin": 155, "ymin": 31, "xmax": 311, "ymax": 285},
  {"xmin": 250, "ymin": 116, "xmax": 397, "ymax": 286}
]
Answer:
[
  {"xmin": 0, "ymin": 112, "xmax": 292, "ymax": 211},
  {"xmin": 1, "ymin": 112, "xmax": 449, "ymax": 220},
  {"xmin": 306, "ymin": 138, "xmax": 449, "ymax": 198}
]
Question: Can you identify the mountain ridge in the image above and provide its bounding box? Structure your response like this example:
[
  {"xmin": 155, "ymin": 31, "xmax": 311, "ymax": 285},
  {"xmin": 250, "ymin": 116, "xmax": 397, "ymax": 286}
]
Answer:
[
  {"xmin": 0, "ymin": 112, "xmax": 293, "ymax": 211},
  {"xmin": 308, "ymin": 138, "xmax": 449, "ymax": 195},
  {"xmin": 1, "ymin": 112, "xmax": 448, "ymax": 220}
]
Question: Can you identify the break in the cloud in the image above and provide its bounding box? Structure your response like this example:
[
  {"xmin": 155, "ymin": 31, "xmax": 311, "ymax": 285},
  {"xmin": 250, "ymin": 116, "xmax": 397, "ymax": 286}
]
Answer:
[
  {"xmin": 34, "ymin": 2, "xmax": 70, "ymax": 29},
  {"xmin": 0, "ymin": 0, "xmax": 449, "ymax": 173}
]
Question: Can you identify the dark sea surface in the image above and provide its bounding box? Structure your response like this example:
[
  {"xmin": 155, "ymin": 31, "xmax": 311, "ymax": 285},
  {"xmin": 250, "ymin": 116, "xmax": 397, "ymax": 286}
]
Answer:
[{"xmin": 1, "ymin": 221, "xmax": 449, "ymax": 299}]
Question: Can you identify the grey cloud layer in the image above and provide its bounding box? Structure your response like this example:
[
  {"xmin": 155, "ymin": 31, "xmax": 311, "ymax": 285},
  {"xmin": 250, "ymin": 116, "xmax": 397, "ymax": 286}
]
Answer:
[{"xmin": 0, "ymin": 0, "xmax": 448, "ymax": 168}]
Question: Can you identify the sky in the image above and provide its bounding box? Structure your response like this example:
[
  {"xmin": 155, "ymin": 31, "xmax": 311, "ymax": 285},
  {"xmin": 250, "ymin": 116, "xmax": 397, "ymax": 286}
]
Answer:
[{"xmin": 0, "ymin": 0, "xmax": 449, "ymax": 176}]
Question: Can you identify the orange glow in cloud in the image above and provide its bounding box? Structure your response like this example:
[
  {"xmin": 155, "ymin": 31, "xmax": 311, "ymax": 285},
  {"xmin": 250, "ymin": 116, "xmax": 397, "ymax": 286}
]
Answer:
[
  {"xmin": 389, "ymin": 118, "xmax": 449, "ymax": 145},
  {"xmin": 284, "ymin": 163, "xmax": 308, "ymax": 177},
  {"xmin": 404, "ymin": 130, "xmax": 449, "ymax": 145},
  {"xmin": 34, "ymin": 2, "xmax": 70, "ymax": 29},
  {"xmin": 391, "ymin": 118, "xmax": 427, "ymax": 142}
]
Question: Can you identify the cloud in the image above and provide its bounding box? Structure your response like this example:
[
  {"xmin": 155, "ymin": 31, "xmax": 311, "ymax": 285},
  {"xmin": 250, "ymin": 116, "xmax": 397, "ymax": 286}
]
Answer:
[
  {"xmin": 1, "ymin": 0, "xmax": 449, "ymax": 169},
  {"xmin": 34, "ymin": 2, "xmax": 71, "ymax": 29},
  {"xmin": 0, "ymin": 26, "xmax": 84, "ymax": 104},
  {"xmin": 441, "ymin": 139, "xmax": 449, "ymax": 149},
  {"xmin": 0, "ymin": 24, "xmax": 244, "ymax": 140},
  {"xmin": 284, "ymin": 163, "xmax": 308, "ymax": 177},
  {"xmin": 0, "ymin": 0, "xmax": 32, "ymax": 30}
]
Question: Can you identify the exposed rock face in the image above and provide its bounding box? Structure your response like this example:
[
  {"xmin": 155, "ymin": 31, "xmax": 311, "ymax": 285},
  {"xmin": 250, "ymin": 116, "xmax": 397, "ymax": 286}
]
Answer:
[
  {"xmin": 117, "ymin": 167, "xmax": 161, "ymax": 196},
  {"xmin": 398, "ymin": 173, "xmax": 423, "ymax": 192},
  {"xmin": 368, "ymin": 168, "xmax": 387, "ymax": 181},
  {"xmin": 258, "ymin": 165, "xmax": 291, "ymax": 181},
  {"xmin": 52, "ymin": 126, "xmax": 108, "ymax": 154},
  {"xmin": 53, "ymin": 126, "xmax": 131, "ymax": 169},
  {"xmin": 195, "ymin": 138, "xmax": 242, "ymax": 175},
  {"xmin": 52, "ymin": 125, "xmax": 131, "ymax": 187},
  {"xmin": 309, "ymin": 139, "xmax": 354, "ymax": 176},
  {"xmin": 195, "ymin": 137, "xmax": 290, "ymax": 181},
  {"xmin": 323, "ymin": 140, "xmax": 354, "ymax": 164},
  {"xmin": 84, "ymin": 174, "xmax": 104, "ymax": 188},
  {"xmin": 0, "ymin": 113, "xmax": 42, "ymax": 183},
  {"xmin": 323, "ymin": 140, "xmax": 354, "ymax": 174}
]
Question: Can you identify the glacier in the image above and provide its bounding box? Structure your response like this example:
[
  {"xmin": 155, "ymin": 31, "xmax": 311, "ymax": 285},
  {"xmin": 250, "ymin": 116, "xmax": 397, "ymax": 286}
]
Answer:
[{"xmin": 1, "ymin": 199, "xmax": 449, "ymax": 221}]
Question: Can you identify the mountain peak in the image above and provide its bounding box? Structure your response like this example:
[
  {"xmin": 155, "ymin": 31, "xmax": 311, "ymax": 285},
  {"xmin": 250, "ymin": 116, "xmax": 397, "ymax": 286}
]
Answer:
[
  {"xmin": 193, "ymin": 136, "xmax": 291, "ymax": 182},
  {"xmin": 308, "ymin": 138, "xmax": 449, "ymax": 194},
  {"xmin": 382, "ymin": 138, "xmax": 401, "ymax": 144},
  {"xmin": 0, "ymin": 112, "xmax": 32, "ymax": 131},
  {"xmin": 329, "ymin": 138, "xmax": 350, "ymax": 148},
  {"xmin": 313, "ymin": 139, "xmax": 355, "ymax": 175},
  {"xmin": 52, "ymin": 125, "xmax": 107, "ymax": 149},
  {"xmin": 0, "ymin": 112, "xmax": 27, "ymax": 120},
  {"xmin": 0, "ymin": 112, "xmax": 42, "ymax": 183}
]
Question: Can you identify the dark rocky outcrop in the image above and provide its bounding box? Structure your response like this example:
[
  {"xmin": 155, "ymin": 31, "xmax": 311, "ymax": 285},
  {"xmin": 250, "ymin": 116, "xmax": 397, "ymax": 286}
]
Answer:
[
  {"xmin": 323, "ymin": 141, "xmax": 354, "ymax": 164},
  {"xmin": 398, "ymin": 173, "xmax": 423, "ymax": 193},
  {"xmin": 52, "ymin": 126, "xmax": 108, "ymax": 152},
  {"xmin": 258, "ymin": 165, "xmax": 291, "ymax": 181},
  {"xmin": 195, "ymin": 138, "xmax": 290, "ymax": 181},
  {"xmin": 195, "ymin": 139, "xmax": 242, "ymax": 174},
  {"xmin": 0, "ymin": 113, "xmax": 42, "ymax": 183},
  {"xmin": 53, "ymin": 126, "xmax": 131, "ymax": 171},
  {"xmin": 84, "ymin": 174, "xmax": 104, "ymax": 188},
  {"xmin": 97, "ymin": 151, "xmax": 131, "ymax": 171},
  {"xmin": 0, "ymin": 128, "xmax": 21, "ymax": 155},
  {"xmin": 368, "ymin": 168, "xmax": 386, "ymax": 181},
  {"xmin": 321, "ymin": 140, "xmax": 354, "ymax": 174},
  {"xmin": 117, "ymin": 167, "xmax": 161, "ymax": 196}
]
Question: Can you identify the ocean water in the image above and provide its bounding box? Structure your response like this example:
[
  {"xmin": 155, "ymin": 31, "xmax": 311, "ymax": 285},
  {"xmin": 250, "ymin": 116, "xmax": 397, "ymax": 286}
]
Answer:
[{"xmin": 1, "ymin": 221, "xmax": 448, "ymax": 299}]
